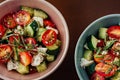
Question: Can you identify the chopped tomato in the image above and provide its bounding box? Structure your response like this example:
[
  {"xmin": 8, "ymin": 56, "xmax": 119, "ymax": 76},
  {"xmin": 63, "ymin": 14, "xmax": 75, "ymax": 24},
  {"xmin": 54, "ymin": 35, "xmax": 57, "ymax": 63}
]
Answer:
[
  {"xmin": 103, "ymin": 53, "xmax": 115, "ymax": 64},
  {"xmin": 14, "ymin": 10, "xmax": 30, "ymax": 26},
  {"xmin": 44, "ymin": 19, "xmax": 55, "ymax": 28},
  {"xmin": 91, "ymin": 72, "xmax": 105, "ymax": 80},
  {"xmin": 42, "ymin": 29, "xmax": 57, "ymax": 46},
  {"xmin": 0, "ymin": 44, "xmax": 12, "ymax": 63},
  {"xmin": 2, "ymin": 13, "xmax": 17, "ymax": 29},
  {"xmin": 25, "ymin": 38, "xmax": 37, "ymax": 45},
  {"xmin": 94, "ymin": 54, "xmax": 104, "ymax": 63},
  {"xmin": 9, "ymin": 35, "xmax": 20, "ymax": 44},
  {"xmin": 107, "ymin": 26, "xmax": 120, "ymax": 39},
  {"xmin": 19, "ymin": 51, "xmax": 32, "ymax": 66},
  {"xmin": 97, "ymin": 40, "xmax": 105, "ymax": 47},
  {"xmin": 95, "ymin": 63, "xmax": 117, "ymax": 77},
  {"xmin": 0, "ymin": 24, "xmax": 6, "ymax": 39}
]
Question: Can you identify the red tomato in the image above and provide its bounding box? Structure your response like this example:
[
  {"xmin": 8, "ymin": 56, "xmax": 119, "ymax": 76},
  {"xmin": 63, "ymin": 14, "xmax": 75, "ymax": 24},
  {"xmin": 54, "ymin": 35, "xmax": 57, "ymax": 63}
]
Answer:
[
  {"xmin": 91, "ymin": 72, "xmax": 105, "ymax": 80},
  {"xmin": 44, "ymin": 19, "xmax": 55, "ymax": 28},
  {"xmin": 42, "ymin": 29, "xmax": 57, "ymax": 46},
  {"xmin": 9, "ymin": 35, "xmax": 20, "ymax": 44},
  {"xmin": 97, "ymin": 40, "xmax": 105, "ymax": 47},
  {"xmin": 25, "ymin": 38, "xmax": 37, "ymax": 45},
  {"xmin": 0, "ymin": 24, "xmax": 6, "ymax": 39},
  {"xmin": 107, "ymin": 26, "xmax": 120, "ymax": 39},
  {"xmin": 0, "ymin": 44, "xmax": 12, "ymax": 63},
  {"xmin": 2, "ymin": 13, "xmax": 17, "ymax": 29},
  {"xmin": 14, "ymin": 10, "xmax": 30, "ymax": 26},
  {"xmin": 103, "ymin": 53, "xmax": 115, "ymax": 64},
  {"xmin": 19, "ymin": 51, "xmax": 32, "ymax": 66},
  {"xmin": 95, "ymin": 63, "xmax": 117, "ymax": 77}
]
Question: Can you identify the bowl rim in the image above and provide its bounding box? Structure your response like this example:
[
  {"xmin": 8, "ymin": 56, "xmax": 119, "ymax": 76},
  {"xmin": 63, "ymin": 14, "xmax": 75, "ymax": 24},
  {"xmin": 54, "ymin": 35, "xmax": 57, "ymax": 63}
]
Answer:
[
  {"xmin": 0, "ymin": 0, "xmax": 69, "ymax": 80},
  {"xmin": 74, "ymin": 14, "xmax": 120, "ymax": 80}
]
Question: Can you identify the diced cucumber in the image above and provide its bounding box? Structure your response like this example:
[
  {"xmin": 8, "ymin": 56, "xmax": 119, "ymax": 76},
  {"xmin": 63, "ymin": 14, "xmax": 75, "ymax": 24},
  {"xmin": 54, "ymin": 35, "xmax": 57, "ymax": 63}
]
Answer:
[
  {"xmin": 16, "ymin": 63, "xmax": 29, "ymax": 74},
  {"xmin": 46, "ymin": 54, "xmax": 55, "ymax": 62},
  {"xmin": 83, "ymin": 49, "xmax": 93, "ymax": 61},
  {"xmin": 104, "ymin": 40, "xmax": 116, "ymax": 50},
  {"xmin": 36, "ymin": 61, "xmax": 47, "ymax": 72},
  {"xmin": 36, "ymin": 28, "xmax": 46, "ymax": 42},
  {"xmin": 87, "ymin": 35, "xmax": 98, "ymax": 50},
  {"xmin": 34, "ymin": 9, "xmax": 48, "ymax": 19},
  {"xmin": 98, "ymin": 28, "xmax": 108, "ymax": 39},
  {"xmin": 25, "ymin": 20, "xmax": 38, "ymax": 37},
  {"xmin": 21, "ymin": 6, "xmax": 34, "ymax": 16}
]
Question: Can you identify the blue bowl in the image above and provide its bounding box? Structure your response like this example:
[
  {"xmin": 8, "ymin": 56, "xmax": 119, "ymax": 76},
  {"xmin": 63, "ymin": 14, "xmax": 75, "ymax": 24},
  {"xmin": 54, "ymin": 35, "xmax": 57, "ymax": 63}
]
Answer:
[{"xmin": 74, "ymin": 14, "xmax": 120, "ymax": 80}]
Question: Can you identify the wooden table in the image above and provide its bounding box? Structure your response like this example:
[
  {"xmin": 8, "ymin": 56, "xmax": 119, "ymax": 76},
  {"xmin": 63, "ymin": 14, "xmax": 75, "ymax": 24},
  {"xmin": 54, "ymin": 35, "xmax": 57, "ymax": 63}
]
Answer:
[{"xmin": 1, "ymin": 0, "xmax": 120, "ymax": 80}]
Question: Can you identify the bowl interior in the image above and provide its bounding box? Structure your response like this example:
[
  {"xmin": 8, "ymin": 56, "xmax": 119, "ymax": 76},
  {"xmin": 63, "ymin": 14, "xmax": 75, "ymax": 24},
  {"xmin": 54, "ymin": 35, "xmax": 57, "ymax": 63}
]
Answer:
[
  {"xmin": 0, "ymin": 0, "xmax": 69, "ymax": 80},
  {"xmin": 75, "ymin": 14, "xmax": 120, "ymax": 80}
]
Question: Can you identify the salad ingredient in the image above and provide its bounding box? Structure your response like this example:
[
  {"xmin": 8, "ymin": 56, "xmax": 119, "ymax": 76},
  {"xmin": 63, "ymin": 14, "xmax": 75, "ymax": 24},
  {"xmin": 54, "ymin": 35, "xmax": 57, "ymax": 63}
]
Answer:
[
  {"xmin": 44, "ymin": 19, "xmax": 55, "ymax": 28},
  {"xmin": 42, "ymin": 29, "xmax": 57, "ymax": 46},
  {"xmin": 98, "ymin": 28, "xmax": 108, "ymax": 40},
  {"xmin": 36, "ymin": 61, "xmax": 47, "ymax": 72},
  {"xmin": 107, "ymin": 26, "xmax": 120, "ymax": 39},
  {"xmin": 87, "ymin": 35, "xmax": 98, "ymax": 50},
  {"xmin": 91, "ymin": 72, "xmax": 105, "ymax": 80},
  {"xmin": 21, "ymin": 6, "xmax": 34, "ymax": 16},
  {"xmin": 2, "ymin": 13, "xmax": 17, "ymax": 29},
  {"xmin": 19, "ymin": 51, "xmax": 32, "ymax": 66},
  {"xmin": 83, "ymin": 49, "xmax": 93, "ymax": 61},
  {"xmin": 111, "ymin": 71, "xmax": 120, "ymax": 80},
  {"xmin": 0, "ymin": 25, "xmax": 6, "ymax": 39},
  {"xmin": 80, "ymin": 58, "xmax": 94, "ymax": 67},
  {"xmin": 0, "ymin": 44, "xmax": 12, "ymax": 63},
  {"xmin": 34, "ymin": 9, "xmax": 48, "ymax": 19},
  {"xmin": 14, "ymin": 10, "xmax": 30, "ymax": 26}
]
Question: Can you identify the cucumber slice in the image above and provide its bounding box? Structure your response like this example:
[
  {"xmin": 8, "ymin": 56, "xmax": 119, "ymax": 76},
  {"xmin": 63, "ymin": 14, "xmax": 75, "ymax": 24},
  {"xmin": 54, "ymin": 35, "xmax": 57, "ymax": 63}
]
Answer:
[
  {"xmin": 83, "ymin": 49, "xmax": 93, "ymax": 61},
  {"xmin": 46, "ymin": 54, "xmax": 55, "ymax": 62},
  {"xmin": 36, "ymin": 61, "xmax": 47, "ymax": 72},
  {"xmin": 16, "ymin": 63, "xmax": 29, "ymax": 74},
  {"xmin": 21, "ymin": 6, "xmax": 34, "ymax": 16},
  {"xmin": 87, "ymin": 35, "xmax": 98, "ymax": 50},
  {"xmin": 37, "ymin": 28, "xmax": 46, "ymax": 42},
  {"xmin": 34, "ymin": 9, "xmax": 48, "ymax": 19},
  {"xmin": 98, "ymin": 28, "xmax": 108, "ymax": 39},
  {"xmin": 25, "ymin": 20, "xmax": 38, "ymax": 37}
]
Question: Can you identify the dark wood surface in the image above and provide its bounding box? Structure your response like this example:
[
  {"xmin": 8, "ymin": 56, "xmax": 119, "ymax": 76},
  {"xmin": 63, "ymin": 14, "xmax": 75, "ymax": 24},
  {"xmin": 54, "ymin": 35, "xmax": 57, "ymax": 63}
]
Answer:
[{"xmin": 1, "ymin": 0, "xmax": 120, "ymax": 80}]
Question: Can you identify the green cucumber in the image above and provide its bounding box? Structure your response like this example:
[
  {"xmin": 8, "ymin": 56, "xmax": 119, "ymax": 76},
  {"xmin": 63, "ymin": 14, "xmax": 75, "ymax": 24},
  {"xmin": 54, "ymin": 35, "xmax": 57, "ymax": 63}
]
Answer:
[
  {"xmin": 87, "ymin": 35, "xmax": 98, "ymax": 50},
  {"xmin": 21, "ymin": 6, "xmax": 34, "ymax": 16},
  {"xmin": 46, "ymin": 54, "xmax": 55, "ymax": 62},
  {"xmin": 34, "ymin": 9, "xmax": 48, "ymax": 19},
  {"xmin": 98, "ymin": 28, "xmax": 108, "ymax": 39},
  {"xmin": 36, "ymin": 61, "xmax": 47, "ymax": 72},
  {"xmin": 16, "ymin": 63, "xmax": 29, "ymax": 74},
  {"xmin": 25, "ymin": 20, "xmax": 38, "ymax": 37},
  {"xmin": 83, "ymin": 49, "xmax": 93, "ymax": 61},
  {"xmin": 37, "ymin": 28, "xmax": 46, "ymax": 42},
  {"xmin": 46, "ymin": 39, "xmax": 61, "ymax": 55}
]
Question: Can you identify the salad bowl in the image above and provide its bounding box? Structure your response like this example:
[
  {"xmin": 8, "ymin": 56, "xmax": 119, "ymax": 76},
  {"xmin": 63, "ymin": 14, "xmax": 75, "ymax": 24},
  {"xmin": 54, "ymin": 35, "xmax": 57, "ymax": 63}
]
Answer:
[
  {"xmin": 0, "ymin": 0, "xmax": 69, "ymax": 80},
  {"xmin": 75, "ymin": 14, "xmax": 120, "ymax": 80}
]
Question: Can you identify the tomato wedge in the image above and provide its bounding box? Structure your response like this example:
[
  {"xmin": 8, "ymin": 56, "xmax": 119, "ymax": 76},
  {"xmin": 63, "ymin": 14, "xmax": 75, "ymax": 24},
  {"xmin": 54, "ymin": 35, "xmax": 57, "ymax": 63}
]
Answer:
[
  {"xmin": 19, "ymin": 51, "xmax": 32, "ymax": 66},
  {"xmin": 95, "ymin": 63, "xmax": 117, "ymax": 77},
  {"xmin": 107, "ymin": 26, "xmax": 120, "ymax": 39},
  {"xmin": 91, "ymin": 72, "xmax": 105, "ymax": 80},
  {"xmin": 44, "ymin": 19, "xmax": 55, "ymax": 28},
  {"xmin": 2, "ymin": 13, "xmax": 17, "ymax": 29},
  {"xmin": 14, "ymin": 10, "xmax": 30, "ymax": 26},
  {"xmin": 25, "ymin": 38, "xmax": 37, "ymax": 45},
  {"xmin": 0, "ymin": 24, "xmax": 6, "ymax": 39},
  {"xmin": 42, "ymin": 29, "xmax": 57, "ymax": 46},
  {"xmin": 0, "ymin": 44, "xmax": 12, "ymax": 63}
]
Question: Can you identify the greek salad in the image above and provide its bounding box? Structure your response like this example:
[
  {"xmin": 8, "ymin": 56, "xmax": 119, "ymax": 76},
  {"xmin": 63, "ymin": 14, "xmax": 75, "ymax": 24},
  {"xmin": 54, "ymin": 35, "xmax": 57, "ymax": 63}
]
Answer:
[
  {"xmin": 81, "ymin": 25, "xmax": 120, "ymax": 80},
  {"xmin": 0, "ymin": 6, "xmax": 61, "ymax": 74}
]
